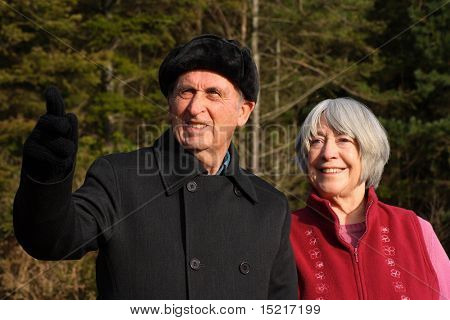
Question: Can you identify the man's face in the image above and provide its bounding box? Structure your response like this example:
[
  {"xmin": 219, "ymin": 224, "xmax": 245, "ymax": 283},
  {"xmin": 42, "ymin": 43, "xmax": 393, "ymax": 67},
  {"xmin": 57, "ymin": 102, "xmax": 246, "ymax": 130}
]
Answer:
[{"xmin": 169, "ymin": 70, "xmax": 254, "ymax": 158}]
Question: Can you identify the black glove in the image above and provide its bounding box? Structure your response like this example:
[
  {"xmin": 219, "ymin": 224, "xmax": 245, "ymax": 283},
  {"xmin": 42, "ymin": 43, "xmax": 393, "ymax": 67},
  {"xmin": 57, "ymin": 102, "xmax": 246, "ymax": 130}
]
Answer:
[{"xmin": 22, "ymin": 86, "xmax": 78, "ymax": 182}]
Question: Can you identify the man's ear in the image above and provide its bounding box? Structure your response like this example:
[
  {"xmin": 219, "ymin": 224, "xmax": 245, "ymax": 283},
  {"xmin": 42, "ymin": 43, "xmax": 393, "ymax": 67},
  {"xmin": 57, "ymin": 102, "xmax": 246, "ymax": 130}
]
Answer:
[{"xmin": 237, "ymin": 100, "xmax": 255, "ymax": 127}]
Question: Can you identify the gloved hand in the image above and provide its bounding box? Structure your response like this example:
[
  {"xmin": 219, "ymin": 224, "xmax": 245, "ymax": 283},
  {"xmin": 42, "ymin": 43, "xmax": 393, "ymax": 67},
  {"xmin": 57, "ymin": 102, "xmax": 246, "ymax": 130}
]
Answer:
[{"xmin": 22, "ymin": 86, "xmax": 78, "ymax": 182}]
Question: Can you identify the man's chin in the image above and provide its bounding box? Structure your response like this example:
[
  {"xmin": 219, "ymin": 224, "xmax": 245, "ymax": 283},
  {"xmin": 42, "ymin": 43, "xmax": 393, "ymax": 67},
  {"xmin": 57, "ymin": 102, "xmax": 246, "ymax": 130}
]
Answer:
[
  {"xmin": 179, "ymin": 140, "xmax": 210, "ymax": 152},
  {"xmin": 179, "ymin": 135, "xmax": 212, "ymax": 149}
]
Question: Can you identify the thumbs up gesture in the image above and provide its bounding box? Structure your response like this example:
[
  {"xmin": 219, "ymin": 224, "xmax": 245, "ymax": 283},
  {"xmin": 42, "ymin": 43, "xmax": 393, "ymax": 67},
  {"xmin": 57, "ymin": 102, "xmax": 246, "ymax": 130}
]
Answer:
[{"xmin": 23, "ymin": 87, "xmax": 78, "ymax": 182}]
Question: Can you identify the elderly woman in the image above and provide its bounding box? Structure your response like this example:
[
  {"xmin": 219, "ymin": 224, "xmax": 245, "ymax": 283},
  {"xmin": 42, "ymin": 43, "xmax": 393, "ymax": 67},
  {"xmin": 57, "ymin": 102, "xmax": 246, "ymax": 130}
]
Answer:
[{"xmin": 290, "ymin": 98, "xmax": 449, "ymax": 300}]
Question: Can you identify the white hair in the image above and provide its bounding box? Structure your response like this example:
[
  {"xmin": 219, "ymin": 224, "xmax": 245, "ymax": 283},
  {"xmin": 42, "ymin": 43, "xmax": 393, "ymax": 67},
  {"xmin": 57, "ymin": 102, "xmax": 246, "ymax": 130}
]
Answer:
[{"xmin": 296, "ymin": 98, "xmax": 390, "ymax": 189}]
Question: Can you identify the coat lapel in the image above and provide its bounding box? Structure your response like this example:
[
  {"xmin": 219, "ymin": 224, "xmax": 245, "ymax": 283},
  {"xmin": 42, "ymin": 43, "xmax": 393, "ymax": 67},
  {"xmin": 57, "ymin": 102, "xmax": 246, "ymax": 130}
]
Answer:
[
  {"xmin": 153, "ymin": 129, "xmax": 258, "ymax": 203},
  {"xmin": 153, "ymin": 129, "xmax": 206, "ymax": 195},
  {"xmin": 225, "ymin": 143, "xmax": 258, "ymax": 203}
]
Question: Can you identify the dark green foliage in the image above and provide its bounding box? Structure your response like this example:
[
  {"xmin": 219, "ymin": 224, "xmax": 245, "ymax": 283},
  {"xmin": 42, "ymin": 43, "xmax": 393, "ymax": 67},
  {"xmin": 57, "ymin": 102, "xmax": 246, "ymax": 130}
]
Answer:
[{"xmin": 379, "ymin": 117, "xmax": 449, "ymax": 249}]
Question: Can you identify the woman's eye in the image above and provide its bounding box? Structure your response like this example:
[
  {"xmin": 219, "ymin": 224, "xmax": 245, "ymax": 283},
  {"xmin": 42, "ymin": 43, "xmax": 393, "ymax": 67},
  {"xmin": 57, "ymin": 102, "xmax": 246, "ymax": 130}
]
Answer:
[
  {"xmin": 337, "ymin": 136, "xmax": 353, "ymax": 143},
  {"xmin": 310, "ymin": 138, "xmax": 323, "ymax": 145}
]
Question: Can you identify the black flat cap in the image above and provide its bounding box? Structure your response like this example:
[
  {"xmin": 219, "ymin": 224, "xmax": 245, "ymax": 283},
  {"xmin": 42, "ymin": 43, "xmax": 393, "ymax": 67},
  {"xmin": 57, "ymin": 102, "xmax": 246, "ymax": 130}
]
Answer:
[{"xmin": 159, "ymin": 34, "xmax": 259, "ymax": 102}]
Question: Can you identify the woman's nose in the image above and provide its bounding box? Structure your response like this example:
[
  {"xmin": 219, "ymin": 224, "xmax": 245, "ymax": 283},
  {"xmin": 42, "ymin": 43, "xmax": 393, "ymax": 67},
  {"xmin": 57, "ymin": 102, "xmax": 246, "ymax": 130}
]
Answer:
[{"xmin": 321, "ymin": 140, "xmax": 339, "ymax": 160}]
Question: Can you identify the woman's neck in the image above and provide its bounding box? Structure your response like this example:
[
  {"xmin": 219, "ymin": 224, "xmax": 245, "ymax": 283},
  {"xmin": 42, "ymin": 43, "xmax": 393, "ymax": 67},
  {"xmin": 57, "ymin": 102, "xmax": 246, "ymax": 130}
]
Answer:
[{"xmin": 326, "ymin": 184, "xmax": 367, "ymax": 225}]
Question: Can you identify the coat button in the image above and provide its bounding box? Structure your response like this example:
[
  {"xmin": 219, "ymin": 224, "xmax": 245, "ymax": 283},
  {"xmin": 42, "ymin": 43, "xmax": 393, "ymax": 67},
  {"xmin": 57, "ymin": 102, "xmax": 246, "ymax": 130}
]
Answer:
[
  {"xmin": 239, "ymin": 261, "xmax": 250, "ymax": 275},
  {"xmin": 186, "ymin": 181, "xmax": 197, "ymax": 192},
  {"xmin": 234, "ymin": 186, "xmax": 242, "ymax": 197},
  {"xmin": 190, "ymin": 258, "xmax": 201, "ymax": 270}
]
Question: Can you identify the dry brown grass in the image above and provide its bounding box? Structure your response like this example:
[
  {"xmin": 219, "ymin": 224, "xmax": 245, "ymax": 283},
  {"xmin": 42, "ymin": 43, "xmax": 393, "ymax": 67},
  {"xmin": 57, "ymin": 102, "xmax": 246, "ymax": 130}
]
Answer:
[{"xmin": 0, "ymin": 237, "xmax": 97, "ymax": 299}]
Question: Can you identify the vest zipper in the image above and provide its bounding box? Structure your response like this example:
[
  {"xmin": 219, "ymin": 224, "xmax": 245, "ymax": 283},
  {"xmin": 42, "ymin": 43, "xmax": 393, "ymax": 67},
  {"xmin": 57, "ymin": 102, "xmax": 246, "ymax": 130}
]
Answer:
[
  {"xmin": 352, "ymin": 200, "xmax": 373, "ymax": 299},
  {"xmin": 328, "ymin": 200, "xmax": 373, "ymax": 299},
  {"xmin": 352, "ymin": 246, "xmax": 364, "ymax": 298}
]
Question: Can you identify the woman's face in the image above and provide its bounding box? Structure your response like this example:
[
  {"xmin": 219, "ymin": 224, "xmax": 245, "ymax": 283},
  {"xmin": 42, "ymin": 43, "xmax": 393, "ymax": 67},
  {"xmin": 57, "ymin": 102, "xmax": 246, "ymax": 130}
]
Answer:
[{"xmin": 307, "ymin": 118, "xmax": 363, "ymax": 199}]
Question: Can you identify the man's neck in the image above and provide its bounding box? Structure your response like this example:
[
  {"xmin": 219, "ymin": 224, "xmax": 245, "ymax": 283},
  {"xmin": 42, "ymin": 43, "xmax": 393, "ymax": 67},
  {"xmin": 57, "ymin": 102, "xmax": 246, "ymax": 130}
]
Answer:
[{"xmin": 192, "ymin": 146, "xmax": 230, "ymax": 175}]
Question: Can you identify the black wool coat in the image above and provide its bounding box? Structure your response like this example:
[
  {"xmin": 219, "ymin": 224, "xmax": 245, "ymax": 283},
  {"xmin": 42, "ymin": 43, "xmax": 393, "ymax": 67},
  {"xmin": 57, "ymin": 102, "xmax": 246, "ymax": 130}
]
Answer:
[{"xmin": 13, "ymin": 129, "xmax": 297, "ymax": 299}]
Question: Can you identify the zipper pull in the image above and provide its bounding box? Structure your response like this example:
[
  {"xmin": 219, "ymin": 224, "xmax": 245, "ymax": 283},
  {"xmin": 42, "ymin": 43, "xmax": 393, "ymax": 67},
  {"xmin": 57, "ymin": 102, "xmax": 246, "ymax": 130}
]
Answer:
[{"xmin": 354, "ymin": 247, "xmax": 359, "ymax": 263}]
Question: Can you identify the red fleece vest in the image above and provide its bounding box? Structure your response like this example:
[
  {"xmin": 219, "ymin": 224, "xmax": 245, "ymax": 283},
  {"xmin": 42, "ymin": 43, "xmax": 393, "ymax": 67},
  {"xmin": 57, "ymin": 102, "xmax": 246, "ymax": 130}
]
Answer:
[{"xmin": 290, "ymin": 188, "xmax": 439, "ymax": 300}]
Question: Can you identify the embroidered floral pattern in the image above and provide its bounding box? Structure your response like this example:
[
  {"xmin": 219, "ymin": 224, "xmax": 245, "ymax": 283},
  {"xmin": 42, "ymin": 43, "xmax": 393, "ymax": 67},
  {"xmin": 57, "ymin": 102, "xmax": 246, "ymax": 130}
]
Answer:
[
  {"xmin": 304, "ymin": 228, "xmax": 329, "ymax": 299},
  {"xmin": 393, "ymin": 281, "xmax": 406, "ymax": 293},
  {"xmin": 309, "ymin": 237, "xmax": 318, "ymax": 246},
  {"xmin": 315, "ymin": 261, "xmax": 324, "ymax": 269},
  {"xmin": 308, "ymin": 248, "xmax": 321, "ymax": 259},
  {"xmin": 315, "ymin": 283, "xmax": 329, "ymax": 294},
  {"xmin": 386, "ymin": 258, "xmax": 395, "ymax": 267},
  {"xmin": 383, "ymin": 245, "xmax": 396, "ymax": 256},
  {"xmin": 381, "ymin": 225, "xmax": 409, "ymax": 299},
  {"xmin": 390, "ymin": 269, "xmax": 401, "ymax": 278},
  {"xmin": 315, "ymin": 271, "xmax": 325, "ymax": 280}
]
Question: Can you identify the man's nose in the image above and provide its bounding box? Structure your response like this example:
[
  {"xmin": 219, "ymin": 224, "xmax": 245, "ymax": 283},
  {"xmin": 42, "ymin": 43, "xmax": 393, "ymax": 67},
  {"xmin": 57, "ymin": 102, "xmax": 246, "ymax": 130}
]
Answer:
[
  {"xmin": 186, "ymin": 92, "xmax": 206, "ymax": 116},
  {"xmin": 321, "ymin": 140, "xmax": 338, "ymax": 160}
]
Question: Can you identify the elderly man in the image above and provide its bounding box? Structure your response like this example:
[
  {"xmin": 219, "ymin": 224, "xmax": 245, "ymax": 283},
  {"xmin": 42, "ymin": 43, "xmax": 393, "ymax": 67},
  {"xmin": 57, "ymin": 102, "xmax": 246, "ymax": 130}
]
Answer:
[{"xmin": 13, "ymin": 35, "xmax": 297, "ymax": 299}]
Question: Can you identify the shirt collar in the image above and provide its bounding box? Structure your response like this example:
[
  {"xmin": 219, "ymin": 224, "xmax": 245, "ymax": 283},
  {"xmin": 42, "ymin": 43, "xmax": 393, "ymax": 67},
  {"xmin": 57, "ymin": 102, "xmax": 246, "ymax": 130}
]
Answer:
[
  {"xmin": 216, "ymin": 150, "xmax": 231, "ymax": 175},
  {"xmin": 152, "ymin": 129, "xmax": 258, "ymax": 203}
]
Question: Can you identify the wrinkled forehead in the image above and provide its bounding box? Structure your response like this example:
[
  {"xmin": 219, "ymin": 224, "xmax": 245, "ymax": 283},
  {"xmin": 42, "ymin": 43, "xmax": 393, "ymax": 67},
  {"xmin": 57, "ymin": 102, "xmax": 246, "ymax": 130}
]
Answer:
[
  {"xmin": 175, "ymin": 70, "xmax": 234, "ymax": 88},
  {"xmin": 172, "ymin": 70, "xmax": 244, "ymax": 99}
]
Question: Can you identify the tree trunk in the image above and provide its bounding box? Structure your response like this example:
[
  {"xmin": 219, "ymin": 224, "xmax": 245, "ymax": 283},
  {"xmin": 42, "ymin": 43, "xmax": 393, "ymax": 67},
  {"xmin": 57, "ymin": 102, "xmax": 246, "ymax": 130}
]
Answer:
[
  {"xmin": 251, "ymin": 0, "xmax": 260, "ymax": 173},
  {"xmin": 101, "ymin": 61, "xmax": 114, "ymax": 93},
  {"xmin": 138, "ymin": 6, "xmax": 144, "ymax": 100},
  {"xmin": 138, "ymin": 45, "xmax": 143, "ymax": 100},
  {"xmin": 240, "ymin": 0, "xmax": 248, "ymax": 44},
  {"xmin": 239, "ymin": 0, "xmax": 248, "ymax": 168},
  {"xmin": 275, "ymin": 38, "xmax": 281, "ymax": 109}
]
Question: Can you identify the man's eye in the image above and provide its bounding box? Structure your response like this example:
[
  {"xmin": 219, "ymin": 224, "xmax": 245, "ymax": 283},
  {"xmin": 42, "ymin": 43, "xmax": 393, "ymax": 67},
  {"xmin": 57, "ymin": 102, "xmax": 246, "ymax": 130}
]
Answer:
[
  {"xmin": 178, "ymin": 89, "xmax": 194, "ymax": 98},
  {"xmin": 206, "ymin": 89, "xmax": 221, "ymax": 97}
]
